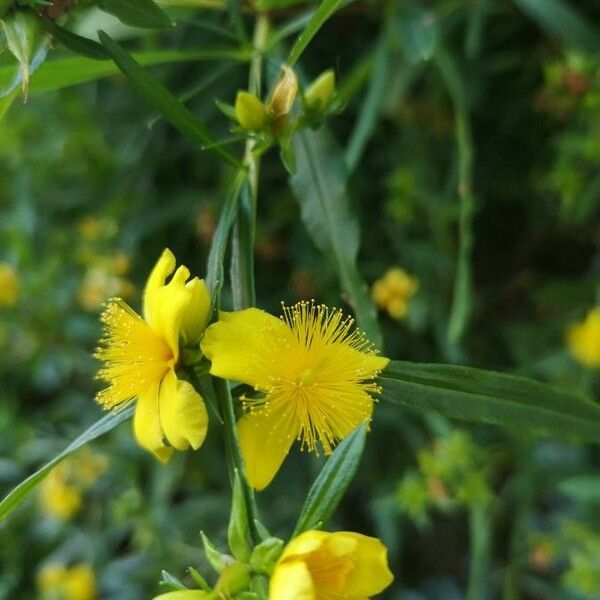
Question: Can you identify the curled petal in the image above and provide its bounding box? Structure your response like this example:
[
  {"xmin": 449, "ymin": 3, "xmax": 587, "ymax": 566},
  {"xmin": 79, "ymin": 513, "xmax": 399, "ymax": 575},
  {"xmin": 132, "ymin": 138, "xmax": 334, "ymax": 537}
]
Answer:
[
  {"xmin": 143, "ymin": 248, "xmax": 176, "ymax": 323},
  {"xmin": 133, "ymin": 382, "xmax": 173, "ymax": 463},
  {"xmin": 180, "ymin": 277, "xmax": 211, "ymax": 345},
  {"xmin": 159, "ymin": 370, "xmax": 208, "ymax": 451}
]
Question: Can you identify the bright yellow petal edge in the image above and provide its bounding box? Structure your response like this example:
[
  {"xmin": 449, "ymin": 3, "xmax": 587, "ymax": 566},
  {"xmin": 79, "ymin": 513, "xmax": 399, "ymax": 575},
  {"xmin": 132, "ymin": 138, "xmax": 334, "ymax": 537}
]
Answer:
[
  {"xmin": 201, "ymin": 302, "xmax": 389, "ymax": 490},
  {"xmin": 95, "ymin": 248, "xmax": 210, "ymax": 461},
  {"xmin": 269, "ymin": 530, "xmax": 394, "ymax": 600}
]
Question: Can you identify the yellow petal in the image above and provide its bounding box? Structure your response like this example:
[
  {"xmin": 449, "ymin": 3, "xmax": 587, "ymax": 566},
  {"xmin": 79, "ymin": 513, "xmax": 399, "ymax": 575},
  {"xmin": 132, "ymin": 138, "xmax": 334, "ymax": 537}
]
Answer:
[
  {"xmin": 279, "ymin": 530, "xmax": 329, "ymax": 562},
  {"xmin": 180, "ymin": 277, "xmax": 211, "ymax": 345},
  {"xmin": 133, "ymin": 382, "xmax": 173, "ymax": 463},
  {"xmin": 201, "ymin": 308, "xmax": 291, "ymax": 390},
  {"xmin": 269, "ymin": 559, "xmax": 315, "ymax": 600},
  {"xmin": 237, "ymin": 408, "xmax": 297, "ymax": 490},
  {"xmin": 159, "ymin": 370, "xmax": 208, "ymax": 451},
  {"xmin": 148, "ymin": 265, "xmax": 193, "ymax": 360},
  {"xmin": 143, "ymin": 248, "xmax": 176, "ymax": 322},
  {"xmin": 335, "ymin": 532, "xmax": 394, "ymax": 596}
]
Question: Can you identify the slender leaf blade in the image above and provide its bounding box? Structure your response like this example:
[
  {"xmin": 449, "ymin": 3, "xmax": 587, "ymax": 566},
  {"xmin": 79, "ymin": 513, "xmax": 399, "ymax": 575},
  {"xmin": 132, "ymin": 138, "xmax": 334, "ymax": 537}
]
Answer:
[
  {"xmin": 0, "ymin": 405, "xmax": 134, "ymax": 523},
  {"xmin": 0, "ymin": 48, "xmax": 248, "ymax": 95},
  {"xmin": 514, "ymin": 0, "xmax": 600, "ymax": 52},
  {"xmin": 291, "ymin": 129, "xmax": 382, "ymax": 347},
  {"xmin": 287, "ymin": 0, "xmax": 343, "ymax": 66},
  {"xmin": 292, "ymin": 424, "xmax": 366, "ymax": 536},
  {"xmin": 98, "ymin": 31, "xmax": 240, "ymax": 167},
  {"xmin": 380, "ymin": 360, "xmax": 600, "ymax": 442},
  {"xmin": 99, "ymin": 0, "xmax": 172, "ymax": 29}
]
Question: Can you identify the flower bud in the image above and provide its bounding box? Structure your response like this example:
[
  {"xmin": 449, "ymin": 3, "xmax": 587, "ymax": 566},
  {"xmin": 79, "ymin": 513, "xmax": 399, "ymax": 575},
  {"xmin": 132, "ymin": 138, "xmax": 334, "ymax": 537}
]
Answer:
[
  {"xmin": 250, "ymin": 536, "xmax": 284, "ymax": 575},
  {"xmin": 235, "ymin": 91, "xmax": 268, "ymax": 132},
  {"xmin": 215, "ymin": 562, "xmax": 251, "ymax": 595},
  {"xmin": 267, "ymin": 65, "xmax": 298, "ymax": 118},
  {"xmin": 304, "ymin": 69, "xmax": 335, "ymax": 111}
]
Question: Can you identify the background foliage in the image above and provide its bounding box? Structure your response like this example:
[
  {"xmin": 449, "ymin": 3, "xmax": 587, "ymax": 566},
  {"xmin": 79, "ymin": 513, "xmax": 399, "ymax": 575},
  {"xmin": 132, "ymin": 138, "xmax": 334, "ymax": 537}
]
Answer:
[{"xmin": 0, "ymin": 0, "xmax": 599, "ymax": 598}]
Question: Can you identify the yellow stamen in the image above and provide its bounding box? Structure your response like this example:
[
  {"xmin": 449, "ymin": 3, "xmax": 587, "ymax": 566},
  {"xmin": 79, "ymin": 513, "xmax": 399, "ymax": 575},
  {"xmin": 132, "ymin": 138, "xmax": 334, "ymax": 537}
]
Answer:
[{"xmin": 94, "ymin": 299, "xmax": 173, "ymax": 409}]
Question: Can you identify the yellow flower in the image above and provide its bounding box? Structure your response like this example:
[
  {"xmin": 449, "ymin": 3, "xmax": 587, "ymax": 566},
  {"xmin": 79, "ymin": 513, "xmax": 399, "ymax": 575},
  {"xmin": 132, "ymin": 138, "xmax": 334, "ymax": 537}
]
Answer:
[
  {"xmin": 0, "ymin": 262, "xmax": 19, "ymax": 307},
  {"xmin": 201, "ymin": 301, "xmax": 388, "ymax": 490},
  {"xmin": 371, "ymin": 267, "xmax": 419, "ymax": 320},
  {"xmin": 269, "ymin": 530, "xmax": 394, "ymax": 599},
  {"xmin": 567, "ymin": 307, "xmax": 600, "ymax": 369},
  {"xmin": 95, "ymin": 248, "xmax": 210, "ymax": 462},
  {"xmin": 38, "ymin": 564, "xmax": 97, "ymax": 600},
  {"xmin": 39, "ymin": 467, "xmax": 82, "ymax": 520}
]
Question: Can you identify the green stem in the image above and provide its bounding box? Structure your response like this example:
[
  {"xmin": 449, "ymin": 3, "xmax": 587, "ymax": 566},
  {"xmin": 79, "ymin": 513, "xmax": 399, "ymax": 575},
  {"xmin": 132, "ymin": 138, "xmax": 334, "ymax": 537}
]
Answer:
[
  {"xmin": 467, "ymin": 504, "xmax": 492, "ymax": 600},
  {"xmin": 214, "ymin": 377, "xmax": 260, "ymax": 544},
  {"xmin": 502, "ymin": 439, "xmax": 534, "ymax": 600},
  {"xmin": 230, "ymin": 13, "xmax": 269, "ymax": 310},
  {"xmin": 435, "ymin": 50, "xmax": 475, "ymax": 361}
]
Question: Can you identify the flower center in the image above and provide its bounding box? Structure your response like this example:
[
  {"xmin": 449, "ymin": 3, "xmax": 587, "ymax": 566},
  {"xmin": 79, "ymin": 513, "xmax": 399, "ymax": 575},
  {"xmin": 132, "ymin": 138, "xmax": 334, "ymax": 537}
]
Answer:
[{"xmin": 298, "ymin": 368, "xmax": 316, "ymax": 386}]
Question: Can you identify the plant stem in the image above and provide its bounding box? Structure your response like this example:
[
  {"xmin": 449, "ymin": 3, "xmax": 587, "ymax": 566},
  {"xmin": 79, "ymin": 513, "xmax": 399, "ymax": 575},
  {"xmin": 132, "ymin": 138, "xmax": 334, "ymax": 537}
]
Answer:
[
  {"xmin": 467, "ymin": 504, "xmax": 492, "ymax": 600},
  {"xmin": 230, "ymin": 13, "xmax": 269, "ymax": 310},
  {"xmin": 214, "ymin": 377, "xmax": 261, "ymax": 544}
]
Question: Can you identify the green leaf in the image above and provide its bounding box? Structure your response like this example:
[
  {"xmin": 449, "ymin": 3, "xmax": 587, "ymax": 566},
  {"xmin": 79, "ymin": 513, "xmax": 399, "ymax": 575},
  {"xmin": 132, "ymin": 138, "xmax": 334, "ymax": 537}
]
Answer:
[
  {"xmin": 287, "ymin": 0, "xmax": 343, "ymax": 66},
  {"xmin": 36, "ymin": 14, "xmax": 108, "ymax": 60},
  {"xmin": 228, "ymin": 469, "xmax": 252, "ymax": 561},
  {"xmin": 398, "ymin": 5, "xmax": 438, "ymax": 65},
  {"xmin": 99, "ymin": 0, "xmax": 172, "ymax": 29},
  {"xmin": 201, "ymin": 531, "xmax": 229, "ymax": 573},
  {"xmin": 98, "ymin": 31, "xmax": 240, "ymax": 167},
  {"xmin": 557, "ymin": 476, "xmax": 600, "ymax": 502},
  {"xmin": 345, "ymin": 32, "xmax": 390, "ymax": 173},
  {"xmin": 0, "ymin": 405, "xmax": 134, "ymax": 523},
  {"xmin": 206, "ymin": 170, "xmax": 247, "ymax": 299},
  {"xmin": 290, "ymin": 129, "xmax": 382, "ymax": 347},
  {"xmin": 292, "ymin": 424, "xmax": 366, "ymax": 536},
  {"xmin": 380, "ymin": 361, "xmax": 600, "ymax": 442},
  {"xmin": 0, "ymin": 48, "xmax": 249, "ymax": 95},
  {"xmin": 513, "ymin": 0, "xmax": 600, "ymax": 52}
]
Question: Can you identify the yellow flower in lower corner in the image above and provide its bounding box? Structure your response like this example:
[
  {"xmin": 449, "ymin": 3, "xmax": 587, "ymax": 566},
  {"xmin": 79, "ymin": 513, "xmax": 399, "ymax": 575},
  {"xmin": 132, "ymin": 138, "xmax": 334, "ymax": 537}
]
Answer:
[
  {"xmin": 201, "ymin": 302, "xmax": 389, "ymax": 490},
  {"xmin": 269, "ymin": 530, "xmax": 394, "ymax": 600},
  {"xmin": 567, "ymin": 307, "xmax": 600, "ymax": 369},
  {"xmin": 37, "ymin": 564, "xmax": 97, "ymax": 600},
  {"xmin": 95, "ymin": 248, "xmax": 210, "ymax": 462}
]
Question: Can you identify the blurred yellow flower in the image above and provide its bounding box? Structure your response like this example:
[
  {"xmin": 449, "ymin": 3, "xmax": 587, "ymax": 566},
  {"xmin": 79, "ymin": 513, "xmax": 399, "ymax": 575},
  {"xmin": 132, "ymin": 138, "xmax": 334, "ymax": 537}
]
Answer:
[
  {"xmin": 38, "ymin": 450, "xmax": 108, "ymax": 521},
  {"xmin": 269, "ymin": 530, "xmax": 393, "ymax": 600},
  {"xmin": 37, "ymin": 564, "xmax": 97, "ymax": 600},
  {"xmin": 201, "ymin": 302, "xmax": 388, "ymax": 490},
  {"xmin": 567, "ymin": 307, "xmax": 600, "ymax": 368},
  {"xmin": 79, "ymin": 268, "xmax": 135, "ymax": 312},
  {"xmin": 371, "ymin": 267, "xmax": 419, "ymax": 320},
  {"xmin": 39, "ymin": 467, "xmax": 82, "ymax": 521},
  {"xmin": 0, "ymin": 262, "xmax": 19, "ymax": 307},
  {"xmin": 95, "ymin": 248, "xmax": 210, "ymax": 462}
]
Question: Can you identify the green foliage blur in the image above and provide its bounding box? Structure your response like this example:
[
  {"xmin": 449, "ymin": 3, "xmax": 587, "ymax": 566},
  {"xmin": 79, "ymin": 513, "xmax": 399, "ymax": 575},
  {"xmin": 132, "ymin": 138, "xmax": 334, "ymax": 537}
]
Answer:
[{"xmin": 1, "ymin": 0, "xmax": 599, "ymax": 598}]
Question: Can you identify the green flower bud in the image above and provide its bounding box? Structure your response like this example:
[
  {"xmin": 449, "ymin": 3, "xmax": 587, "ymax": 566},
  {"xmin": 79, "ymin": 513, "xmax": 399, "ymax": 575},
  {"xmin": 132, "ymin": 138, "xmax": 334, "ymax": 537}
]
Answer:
[
  {"xmin": 304, "ymin": 69, "xmax": 335, "ymax": 111},
  {"xmin": 215, "ymin": 563, "xmax": 251, "ymax": 595},
  {"xmin": 250, "ymin": 537, "xmax": 284, "ymax": 575},
  {"xmin": 235, "ymin": 91, "xmax": 268, "ymax": 132}
]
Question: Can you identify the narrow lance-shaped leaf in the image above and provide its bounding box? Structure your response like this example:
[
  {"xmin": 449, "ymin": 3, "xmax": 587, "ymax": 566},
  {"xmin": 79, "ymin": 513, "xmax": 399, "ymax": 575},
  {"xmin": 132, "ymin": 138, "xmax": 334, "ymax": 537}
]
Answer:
[
  {"xmin": 287, "ymin": 0, "xmax": 343, "ymax": 66},
  {"xmin": 99, "ymin": 0, "xmax": 172, "ymax": 29},
  {"xmin": 228, "ymin": 469, "xmax": 252, "ymax": 561},
  {"xmin": 513, "ymin": 0, "xmax": 600, "ymax": 52},
  {"xmin": 0, "ymin": 48, "xmax": 249, "ymax": 96},
  {"xmin": 290, "ymin": 129, "xmax": 382, "ymax": 347},
  {"xmin": 0, "ymin": 404, "xmax": 134, "ymax": 523},
  {"xmin": 292, "ymin": 424, "xmax": 366, "ymax": 536},
  {"xmin": 380, "ymin": 360, "xmax": 600, "ymax": 443},
  {"xmin": 98, "ymin": 31, "xmax": 241, "ymax": 168}
]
